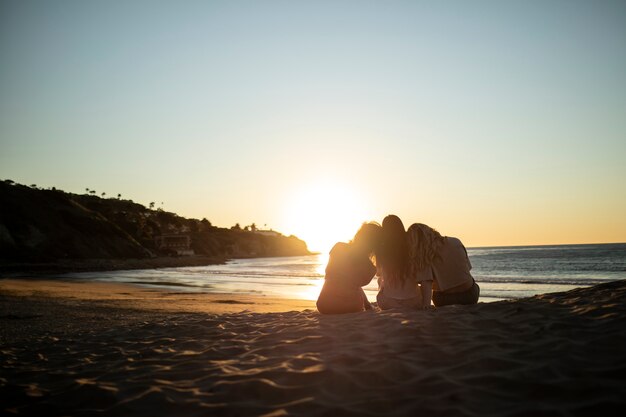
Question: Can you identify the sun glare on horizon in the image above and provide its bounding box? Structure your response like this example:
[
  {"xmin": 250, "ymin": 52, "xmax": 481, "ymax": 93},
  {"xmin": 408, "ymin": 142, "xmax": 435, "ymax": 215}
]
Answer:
[{"xmin": 283, "ymin": 181, "xmax": 371, "ymax": 254}]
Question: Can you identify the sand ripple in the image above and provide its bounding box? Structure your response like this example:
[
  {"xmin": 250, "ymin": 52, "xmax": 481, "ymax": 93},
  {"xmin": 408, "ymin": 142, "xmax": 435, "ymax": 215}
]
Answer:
[{"xmin": 2, "ymin": 281, "xmax": 626, "ymax": 416}]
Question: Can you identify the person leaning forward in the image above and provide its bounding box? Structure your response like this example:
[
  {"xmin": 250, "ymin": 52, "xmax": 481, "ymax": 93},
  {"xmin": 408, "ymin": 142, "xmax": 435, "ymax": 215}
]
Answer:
[{"xmin": 406, "ymin": 223, "xmax": 479, "ymax": 307}]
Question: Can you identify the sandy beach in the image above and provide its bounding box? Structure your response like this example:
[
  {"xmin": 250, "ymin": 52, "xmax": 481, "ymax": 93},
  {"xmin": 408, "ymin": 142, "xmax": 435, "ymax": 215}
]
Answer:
[{"xmin": 1, "ymin": 279, "xmax": 625, "ymax": 416}]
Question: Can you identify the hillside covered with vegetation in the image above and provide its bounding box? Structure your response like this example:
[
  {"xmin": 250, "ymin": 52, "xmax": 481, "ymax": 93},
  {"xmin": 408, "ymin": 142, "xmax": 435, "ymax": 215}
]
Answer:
[{"xmin": 0, "ymin": 180, "xmax": 310, "ymax": 264}]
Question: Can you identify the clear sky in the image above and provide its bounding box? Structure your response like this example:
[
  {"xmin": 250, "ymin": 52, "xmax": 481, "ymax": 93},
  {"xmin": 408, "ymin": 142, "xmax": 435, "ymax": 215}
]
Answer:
[{"xmin": 1, "ymin": 1, "xmax": 625, "ymax": 251}]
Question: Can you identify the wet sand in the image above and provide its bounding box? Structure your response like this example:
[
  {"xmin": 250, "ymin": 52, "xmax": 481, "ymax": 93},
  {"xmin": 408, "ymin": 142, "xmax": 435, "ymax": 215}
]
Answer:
[{"xmin": 1, "ymin": 278, "xmax": 625, "ymax": 416}]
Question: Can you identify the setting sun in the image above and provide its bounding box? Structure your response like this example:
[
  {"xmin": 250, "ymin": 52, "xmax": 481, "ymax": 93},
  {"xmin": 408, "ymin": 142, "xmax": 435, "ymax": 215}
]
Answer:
[{"xmin": 282, "ymin": 181, "xmax": 372, "ymax": 253}]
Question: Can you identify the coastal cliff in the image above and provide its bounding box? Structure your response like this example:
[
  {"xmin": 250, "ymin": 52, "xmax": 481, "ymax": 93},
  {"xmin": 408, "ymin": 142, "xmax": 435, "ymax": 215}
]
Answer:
[{"xmin": 0, "ymin": 181, "xmax": 310, "ymax": 266}]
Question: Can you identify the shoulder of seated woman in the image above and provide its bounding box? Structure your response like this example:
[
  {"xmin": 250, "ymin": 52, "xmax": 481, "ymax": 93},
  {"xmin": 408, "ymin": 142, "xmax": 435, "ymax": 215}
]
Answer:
[
  {"xmin": 332, "ymin": 242, "xmax": 366, "ymax": 261},
  {"xmin": 330, "ymin": 242, "xmax": 350, "ymax": 255}
]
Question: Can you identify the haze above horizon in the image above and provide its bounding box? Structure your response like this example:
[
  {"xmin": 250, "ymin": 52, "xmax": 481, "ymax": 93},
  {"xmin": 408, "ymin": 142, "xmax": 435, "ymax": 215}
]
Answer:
[{"xmin": 1, "ymin": 1, "xmax": 625, "ymax": 252}]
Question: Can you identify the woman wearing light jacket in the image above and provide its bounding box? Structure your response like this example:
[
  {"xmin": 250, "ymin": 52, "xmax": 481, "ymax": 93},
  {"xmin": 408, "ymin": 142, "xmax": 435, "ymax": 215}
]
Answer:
[{"xmin": 406, "ymin": 223, "xmax": 479, "ymax": 307}]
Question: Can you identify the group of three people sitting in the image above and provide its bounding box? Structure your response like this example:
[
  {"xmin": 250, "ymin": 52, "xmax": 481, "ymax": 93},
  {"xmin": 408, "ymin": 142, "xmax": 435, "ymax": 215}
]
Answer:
[{"xmin": 316, "ymin": 215, "xmax": 479, "ymax": 314}]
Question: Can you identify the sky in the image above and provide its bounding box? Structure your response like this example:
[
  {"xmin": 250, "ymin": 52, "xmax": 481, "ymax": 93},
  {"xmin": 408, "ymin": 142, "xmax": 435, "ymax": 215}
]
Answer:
[{"xmin": 1, "ymin": 0, "xmax": 625, "ymax": 251}]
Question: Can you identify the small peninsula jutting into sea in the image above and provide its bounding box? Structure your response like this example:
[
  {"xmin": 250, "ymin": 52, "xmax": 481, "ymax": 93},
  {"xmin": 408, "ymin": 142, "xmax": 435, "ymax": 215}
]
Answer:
[{"xmin": 0, "ymin": 180, "xmax": 311, "ymax": 274}]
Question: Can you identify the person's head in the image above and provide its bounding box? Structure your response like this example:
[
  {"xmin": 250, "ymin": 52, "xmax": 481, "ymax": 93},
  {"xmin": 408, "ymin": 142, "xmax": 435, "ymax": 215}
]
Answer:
[
  {"xmin": 382, "ymin": 215, "xmax": 405, "ymax": 238},
  {"xmin": 406, "ymin": 223, "xmax": 444, "ymax": 274},
  {"xmin": 351, "ymin": 222, "xmax": 383, "ymax": 256},
  {"xmin": 377, "ymin": 214, "xmax": 409, "ymax": 286}
]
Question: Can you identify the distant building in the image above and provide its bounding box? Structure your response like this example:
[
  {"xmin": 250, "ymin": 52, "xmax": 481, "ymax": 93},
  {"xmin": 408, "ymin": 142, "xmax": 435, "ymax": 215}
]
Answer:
[
  {"xmin": 155, "ymin": 234, "xmax": 194, "ymax": 256},
  {"xmin": 254, "ymin": 229, "xmax": 281, "ymax": 237}
]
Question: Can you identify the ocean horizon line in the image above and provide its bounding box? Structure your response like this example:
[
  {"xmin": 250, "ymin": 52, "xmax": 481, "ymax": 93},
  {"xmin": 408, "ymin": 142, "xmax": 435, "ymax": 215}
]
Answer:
[{"xmin": 466, "ymin": 241, "xmax": 625, "ymax": 250}]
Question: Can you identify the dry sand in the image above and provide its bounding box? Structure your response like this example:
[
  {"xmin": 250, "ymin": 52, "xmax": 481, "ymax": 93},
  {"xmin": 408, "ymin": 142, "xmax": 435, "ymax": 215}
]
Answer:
[{"xmin": 1, "ymin": 278, "xmax": 626, "ymax": 416}]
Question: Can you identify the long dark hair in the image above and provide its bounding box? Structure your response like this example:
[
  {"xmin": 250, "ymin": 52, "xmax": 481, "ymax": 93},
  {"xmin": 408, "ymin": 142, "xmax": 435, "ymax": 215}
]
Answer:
[{"xmin": 376, "ymin": 214, "xmax": 408, "ymax": 287}]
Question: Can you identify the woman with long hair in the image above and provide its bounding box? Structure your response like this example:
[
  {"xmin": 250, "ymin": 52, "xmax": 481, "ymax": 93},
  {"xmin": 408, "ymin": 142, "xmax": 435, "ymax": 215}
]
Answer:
[
  {"xmin": 316, "ymin": 222, "xmax": 382, "ymax": 314},
  {"xmin": 375, "ymin": 215, "xmax": 423, "ymax": 310},
  {"xmin": 407, "ymin": 223, "xmax": 479, "ymax": 307}
]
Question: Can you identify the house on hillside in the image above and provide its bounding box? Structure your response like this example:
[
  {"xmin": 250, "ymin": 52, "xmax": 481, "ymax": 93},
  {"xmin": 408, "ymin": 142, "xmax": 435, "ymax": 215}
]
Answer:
[{"xmin": 154, "ymin": 234, "xmax": 194, "ymax": 256}]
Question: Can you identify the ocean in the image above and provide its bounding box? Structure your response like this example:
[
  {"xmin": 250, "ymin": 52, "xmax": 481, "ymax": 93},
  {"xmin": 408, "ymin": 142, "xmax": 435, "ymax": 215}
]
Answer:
[{"xmin": 62, "ymin": 243, "xmax": 626, "ymax": 303}]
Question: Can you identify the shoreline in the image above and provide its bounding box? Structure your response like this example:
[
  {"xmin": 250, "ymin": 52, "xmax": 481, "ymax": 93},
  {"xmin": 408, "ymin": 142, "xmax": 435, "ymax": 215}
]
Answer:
[
  {"xmin": 0, "ymin": 255, "xmax": 228, "ymax": 276},
  {"xmin": 0, "ymin": 252, "xmax": 320, "ymax": 276}
]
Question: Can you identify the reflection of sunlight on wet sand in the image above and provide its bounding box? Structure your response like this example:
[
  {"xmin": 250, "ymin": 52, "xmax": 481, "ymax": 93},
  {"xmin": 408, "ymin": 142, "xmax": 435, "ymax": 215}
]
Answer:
[
  {"xmin": 300, "ymin": 278, "xmax": 325, "ymax": 301},
  {"xmin": 298, "ymin": 252, "xmax": 377, "ymax": 302},
  {"xmin": 315, "ymin": 253, "xmax": 329, "ymax": 276},
  {"xmin": 300, "ymin": 254, "xmax": 327, "ymax": 301}
]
